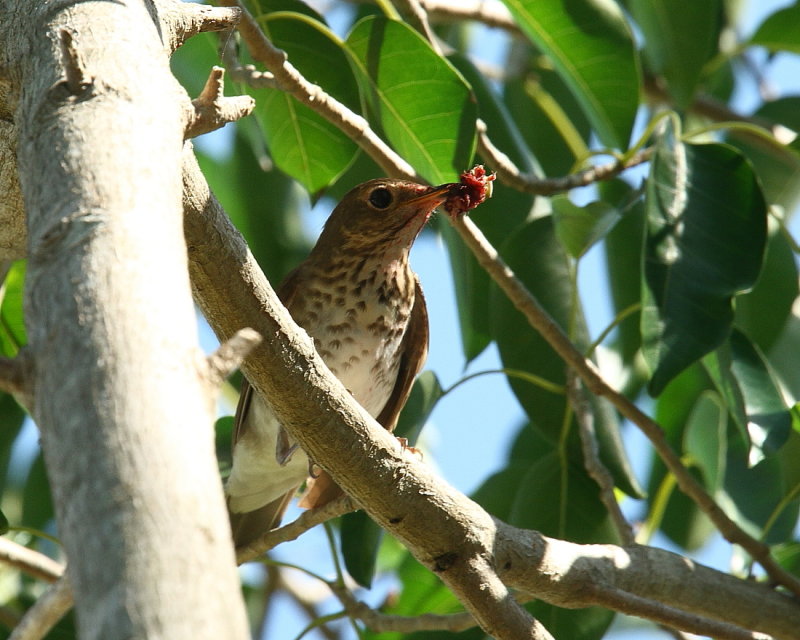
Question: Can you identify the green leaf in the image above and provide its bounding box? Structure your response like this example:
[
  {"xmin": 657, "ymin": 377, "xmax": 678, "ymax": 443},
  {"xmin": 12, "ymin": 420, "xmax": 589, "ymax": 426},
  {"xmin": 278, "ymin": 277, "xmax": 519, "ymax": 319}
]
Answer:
[
  {"xmin": 340, "ymin": 510, "xmax": 383, "ymax": 588},
  {"xmin": 601, "ymin": 179, "xmax": 645, "ymax": 377},
  {"xmin": 750, "ymin": 3, "xmax": 800, "ymax": 53},
  {"xmin": 250, "ymin": 12, "xmax": 360, "ymax": 193},
  {"xmin": 394, "ymin": 371, "xmax": 443, "ymax": 444},
  {"xmin": 442, "ymin": 53, "xmax": 536, "ymax": 362},
  {"xmin": 729, "ymin": 330, "xmax": 791, "ymax": 463},
  {"xmin": 735, "ymin": 228, "xmax": 798, "ymax": 352},
  {"xmin": 552, "ymin": 196, "xmax": 621, "ymax": 259},
  {"xmin": 22, "ymin": 453, "xmax": 54, "ymax": 531},
  {"xmin": 491, "ymin": 217, "xmax": 642, "ymax": 497},
  {"xmin": 684, "ymin": 391, "xmax": 727, "ymax": 493},
  {"xmin": 345, "ymin": 16, "xmax": 477, "ymax": 184},
  {"xmin": 729, "ymin": 98, "xmax": 800, "ymax": 212},
  {"xmin": 627, "ymin": 0, "xmax": 722, "ymax": 108},
  {"xmin": 0, "ymin": 260, "xmax": 27, "ymax": 357},
  {"xmin": 504, "ymin": 69, "xmax": 592, "ymax": 176},
  {"xmin": 500, "ymin": 0, "xmax": 640, "ymax": 148},
  {"xmin": 642, "ymin": 130, "xmax": 767, "ymax": 396},
  {"xmin": 0, "ymin": 508, "xmax": 8, "ymax": 535}
]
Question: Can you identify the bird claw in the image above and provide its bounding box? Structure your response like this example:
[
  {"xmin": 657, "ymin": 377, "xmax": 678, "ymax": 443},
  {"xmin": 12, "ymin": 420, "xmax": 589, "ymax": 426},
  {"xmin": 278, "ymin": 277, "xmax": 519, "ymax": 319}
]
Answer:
[{"xmin": 397, "ymin": 437, "xmax": 423, "ymax": 460}]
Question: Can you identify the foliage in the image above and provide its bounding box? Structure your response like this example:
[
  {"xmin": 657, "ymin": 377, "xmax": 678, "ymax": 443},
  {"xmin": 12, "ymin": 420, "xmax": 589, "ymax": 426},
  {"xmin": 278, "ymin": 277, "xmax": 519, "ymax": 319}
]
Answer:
[{"xmin": 2, "ymin": 0, "xmax": 800, "ymax": 639}]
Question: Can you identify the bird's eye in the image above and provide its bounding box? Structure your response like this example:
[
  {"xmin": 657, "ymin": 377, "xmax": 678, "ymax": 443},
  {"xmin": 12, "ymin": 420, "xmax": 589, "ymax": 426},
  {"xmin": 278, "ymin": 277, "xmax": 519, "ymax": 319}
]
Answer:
[{"xmin": 368, "ymin": 187, "xmax": 393, "ymax": 210}]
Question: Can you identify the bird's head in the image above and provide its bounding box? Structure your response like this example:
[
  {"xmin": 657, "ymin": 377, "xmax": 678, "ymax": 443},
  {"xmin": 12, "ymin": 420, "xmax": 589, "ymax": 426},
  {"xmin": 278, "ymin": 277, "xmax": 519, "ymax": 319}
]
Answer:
[{"xmin": 313, "ymin": 179, "xmax": 454, "ymax": 257}]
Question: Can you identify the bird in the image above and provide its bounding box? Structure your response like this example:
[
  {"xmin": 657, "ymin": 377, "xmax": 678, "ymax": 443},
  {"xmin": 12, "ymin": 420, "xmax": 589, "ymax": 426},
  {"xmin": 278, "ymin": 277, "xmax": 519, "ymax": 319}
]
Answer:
[{"xmin": 225, "ymin": 178, "xmax": 455, "ymax": 549}]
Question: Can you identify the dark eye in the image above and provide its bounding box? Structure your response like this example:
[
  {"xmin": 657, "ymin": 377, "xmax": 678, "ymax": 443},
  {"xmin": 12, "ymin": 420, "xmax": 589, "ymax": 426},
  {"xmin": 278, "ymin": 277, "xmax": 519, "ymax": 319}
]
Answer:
[{"xmin": 368, "ymin": 187, "xmax": 393, "ymax": 209}]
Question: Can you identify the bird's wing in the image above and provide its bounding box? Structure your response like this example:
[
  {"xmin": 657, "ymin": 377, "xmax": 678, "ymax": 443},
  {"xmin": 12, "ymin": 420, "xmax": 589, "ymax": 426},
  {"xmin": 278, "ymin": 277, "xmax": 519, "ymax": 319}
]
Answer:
[
  {"xmin": 299, "ymin": 277, "xmax": 429, "ymax": 510},
  {"xmin": 375, "ymin": 276, "xmax": 429, "ymax": 431},
  {"xmin": 232, "ymin": 265, "xmax": 303, "ymax": 448}
]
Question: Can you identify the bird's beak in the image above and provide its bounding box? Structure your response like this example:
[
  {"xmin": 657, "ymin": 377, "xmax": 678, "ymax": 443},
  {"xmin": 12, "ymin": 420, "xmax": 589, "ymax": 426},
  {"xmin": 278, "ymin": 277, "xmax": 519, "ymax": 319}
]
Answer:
[{"xmin": 408, "ymin": 183, "xmax": 456, "ymax": 209}]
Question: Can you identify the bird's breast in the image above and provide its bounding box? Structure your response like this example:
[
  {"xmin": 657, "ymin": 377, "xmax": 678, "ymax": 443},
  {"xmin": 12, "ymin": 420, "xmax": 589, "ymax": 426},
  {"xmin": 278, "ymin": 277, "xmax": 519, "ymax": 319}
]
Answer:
[{"xmin": 291, "ymin": 264, "xmax": 415, "ymax": 417}]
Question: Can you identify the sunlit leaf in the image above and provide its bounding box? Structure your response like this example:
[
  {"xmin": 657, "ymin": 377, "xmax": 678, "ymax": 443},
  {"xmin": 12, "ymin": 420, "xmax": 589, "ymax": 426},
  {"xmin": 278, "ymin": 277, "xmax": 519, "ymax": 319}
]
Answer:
[
  {"xmin": 642, "ymin": 128, "xmax": 767, "ymax": 396},
  {"xmin": 500, "ymin": 0, "xmax": 640, "ymax": 148},
  {"xmin": 345, "ymin": 16, "xmax": 477, "ymax": 184},
  {"xmin": 750, "ymin": 3, "xmax": 800, "ymax": 54},
  {"xmin": 250, "ymin": 11, "xmax": 360, "ymax": 193},
  {"xmin": 0, "ymin": 260, "xmax": 27, "ymax": 357}
]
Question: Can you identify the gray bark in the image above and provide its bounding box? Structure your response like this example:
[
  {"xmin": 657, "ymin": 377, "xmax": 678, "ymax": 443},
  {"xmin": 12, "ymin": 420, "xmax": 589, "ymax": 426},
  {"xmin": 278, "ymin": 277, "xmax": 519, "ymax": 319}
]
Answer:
[{"xmin": 0, "ymin": 1, "xmax": 249, "ymax": 638}]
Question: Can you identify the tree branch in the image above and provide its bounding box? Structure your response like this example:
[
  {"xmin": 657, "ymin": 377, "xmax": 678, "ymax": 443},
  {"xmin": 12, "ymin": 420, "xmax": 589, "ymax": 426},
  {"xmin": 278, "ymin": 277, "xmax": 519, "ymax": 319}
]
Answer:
[
  {"xmin": 8, "ymin": 576, "xmax": 73, "ymax": 640},
  {"xmin": 0, "ymin": 1, "xmax": 250, "ymax": 638},
  {"xmin": 451, "ymin": 213, "xmax": 800, "ymax": 598},
  {"xmin": 182, "ymin": 148, "xmax": 800, "ymax": 640},
  {"xmin": 184, "ymin": 66, "xmax": 255, "ymax": 139},
  {"xmin": 0, "ymin": 538, "xmax": 63, "ymax": 583}
]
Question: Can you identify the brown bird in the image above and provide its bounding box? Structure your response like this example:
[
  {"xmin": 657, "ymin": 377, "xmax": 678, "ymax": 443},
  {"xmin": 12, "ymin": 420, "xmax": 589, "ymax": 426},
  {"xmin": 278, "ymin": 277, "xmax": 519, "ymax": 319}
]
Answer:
[{"xmin": 226, "ymin": 178, "xmax": 454, "ymax": 548}]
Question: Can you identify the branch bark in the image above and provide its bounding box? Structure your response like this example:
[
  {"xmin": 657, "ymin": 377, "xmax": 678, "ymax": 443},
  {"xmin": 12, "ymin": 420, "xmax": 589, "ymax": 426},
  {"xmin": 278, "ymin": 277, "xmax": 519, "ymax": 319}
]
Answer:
[
  {"xmin": 182, "ymin": 149, "xmax": 800, "ymax": 640},
  {"xmin": 0, "ymin": 1, "xmax": 249, "ymax": 638}
]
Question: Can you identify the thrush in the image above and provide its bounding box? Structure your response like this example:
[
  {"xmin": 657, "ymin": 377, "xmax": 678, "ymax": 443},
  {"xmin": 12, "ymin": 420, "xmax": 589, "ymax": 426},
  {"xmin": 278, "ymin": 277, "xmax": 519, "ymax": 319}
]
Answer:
[{"xmin": 226, "ymin": 178, "xmax": 455, "ymax": 548}]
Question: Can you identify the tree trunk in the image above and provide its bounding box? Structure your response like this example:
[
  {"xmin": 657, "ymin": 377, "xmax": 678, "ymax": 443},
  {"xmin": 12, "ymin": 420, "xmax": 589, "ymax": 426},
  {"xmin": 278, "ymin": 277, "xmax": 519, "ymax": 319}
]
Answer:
[{"xmin": 0, "ymin": 1, "xmax": 249, "ymax": 638}]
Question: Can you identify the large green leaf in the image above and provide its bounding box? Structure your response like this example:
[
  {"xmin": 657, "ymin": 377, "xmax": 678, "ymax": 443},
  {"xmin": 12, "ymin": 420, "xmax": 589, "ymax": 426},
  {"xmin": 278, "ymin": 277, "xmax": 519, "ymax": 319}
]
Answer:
[
  {"xmin": 250, "ymin": 10, "xmax": 360, "ymax": 193},
  {"xmin": 601, "ymin": 180, "xmax": 645, "ymax": 381},
  {"xmin": 729, "ymin": 98, "xmax": 800, "ymax": 213},
  {"xmin": 642, "ymin": 130, "xmax": 767, "ymax": 396},
  {"xmin": 735, "ymin": 228, "xmax": 798, "ymax": 352},
  {"xmin": 444, "ymin": 53, "xmax": 536, "ymax": 361},
  {"xmin": 749, "ymin": 3, "xmax": 800, "ymax": 54},
  {"xmin": 500, "ymin": 0, "xmax": 640, "ymax": 148},
  {"xmin": 626, "ymin": 0, "xmax": 722, "ymax": 108},
  {"xmin": 684, "ymin": 391, "xmax": 727, "ymax": 494},
  {"xmin": 345, "ymin": 16, "xmax": 477, "ymax": 184},
  {"xmin": 491, "ymin": 217, "xmax": 642, "ymax": 497}
]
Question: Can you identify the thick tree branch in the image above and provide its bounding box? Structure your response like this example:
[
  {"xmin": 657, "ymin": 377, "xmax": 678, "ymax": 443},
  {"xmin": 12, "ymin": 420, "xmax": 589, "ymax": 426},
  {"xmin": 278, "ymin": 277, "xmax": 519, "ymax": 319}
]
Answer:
[
  {"xmin": 0, "ymin": 1, "xmax": 250, "ymax": 638},
  {"xmin": 182, "ymin": 149, "xmax": 800, "ymax": 640}
]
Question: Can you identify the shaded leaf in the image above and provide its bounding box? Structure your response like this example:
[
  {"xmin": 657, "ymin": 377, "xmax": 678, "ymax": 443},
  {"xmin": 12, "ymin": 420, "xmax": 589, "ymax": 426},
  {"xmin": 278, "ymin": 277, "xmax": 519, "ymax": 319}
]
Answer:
[
  {"xmin": 491, "ymin": 217, "xmax": 641, "ymax": 497},
  {"xmin": 601, "ymin": 179, "xmax": 645, "ymax": 376},
  {"xmin": 627, "ymin": 0, "xmax": 722, "ymax": 107},
  {"xmin": 341, "ymin": 510, "xmax": 383, "ymax": 588},
  {"xmin": 346, "ymin": 16, "xmax": 477, "ymax": 184},
  {"xmin": 500, "ymin": 0, "xmax": 640, "ymax": 148},
  {"xmin": 442, "ymin": 54, "xmax": 536, "ymax": 362},
  {"xmin": 729, "ymin": 330, "xmax": 791, "ymax": 463},
  {"xmin": 552, "ymin": 196, "xmax": 621, "ymax": 259},
  {"xmin": 504, "ymin": 68, "xmax": 592, "ymax": 176},
  {"xmin": 642, "ymin": 130, "xmax": 767, "ymax": 396},
  {"xmin": 735, "ymin": 228, "xmax": 798, "ymax": 352},
  {"xmin": 684, "ymin": 391, "xmax": 727, "ymax": 493}
]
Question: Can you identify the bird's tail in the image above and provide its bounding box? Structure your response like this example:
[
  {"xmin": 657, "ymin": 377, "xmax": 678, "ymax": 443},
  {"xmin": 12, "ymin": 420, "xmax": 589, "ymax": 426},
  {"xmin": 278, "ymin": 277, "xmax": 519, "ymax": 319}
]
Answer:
[{"xmin": 229, "ymin": 489, "xmax": 296, "ymax": 550}]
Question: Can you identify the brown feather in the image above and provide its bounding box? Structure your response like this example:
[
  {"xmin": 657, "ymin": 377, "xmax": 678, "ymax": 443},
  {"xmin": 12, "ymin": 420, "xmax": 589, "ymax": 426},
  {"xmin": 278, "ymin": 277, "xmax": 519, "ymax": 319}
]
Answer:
[{"xmin": 298, "ymin": 277, "xmax": 429, "ymax": 510}]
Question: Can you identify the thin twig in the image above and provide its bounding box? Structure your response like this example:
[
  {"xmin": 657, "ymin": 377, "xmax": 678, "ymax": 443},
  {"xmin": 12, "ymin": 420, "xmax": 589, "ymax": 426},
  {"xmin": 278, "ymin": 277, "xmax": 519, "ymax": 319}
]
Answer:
[
  {"xmin": 567, "ymin": 372, "xmax": 635, "ymax": 546},
  {"xmin": 236, "ymin": 495, "xmax": 355, "ymax": 564},
  {"xmin": 477, "ymin": 119, "xmax": 653, "ymax": 194},
  {"xmin": 0, "ymin": 538, "xmax": 63, "ymax": 583},
  {"xmin": 205, "ymin": 327, "xmax": 262, "ymax": 387},
  {"xmin": 185, "ymin": 66, "xmax": 255, "ymax": 139},
  {"xmin": 8, "ymin": 577, "xmax": 73, "ymax": 640}
]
